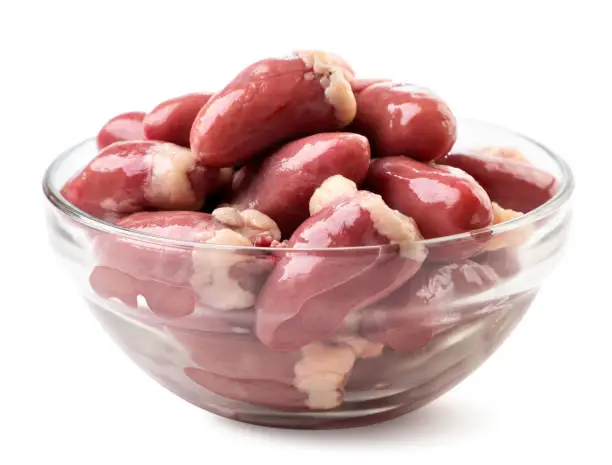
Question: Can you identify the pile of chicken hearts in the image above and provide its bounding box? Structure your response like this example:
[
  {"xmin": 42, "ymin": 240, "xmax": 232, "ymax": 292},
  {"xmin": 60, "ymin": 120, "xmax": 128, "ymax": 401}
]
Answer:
[{"xmin": 61, "ymin": 50, "xmax": 559, "ymax": 411}]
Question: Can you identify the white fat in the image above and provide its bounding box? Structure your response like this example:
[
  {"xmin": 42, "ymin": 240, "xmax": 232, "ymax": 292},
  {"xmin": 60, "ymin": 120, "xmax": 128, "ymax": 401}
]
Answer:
[
  {"xmin": 306, "ymin": 392, "xmax": 342, "ymax": 410},
  {"xmin": 309, "ymin": 175, "xmax": 358, "ymax": 215},
  {"xmin": 476, "ymin": 146, "xmax": 530, "ymax": 164},
  {"xmin": 333, "ymin": 335, "xmax": 384, "ymax": 359},
  {"xmin": 212, "ymin": 207, "xmax": 281, "ymax": 242},
  {"xmin": 190, "ymin": 228, "xmax": 256, "ymax": 311},
  {"xmin": 296, "ymin": 50, "xmax": 357, "ymax": 126},
  {"xmin": 298, "ymin": 377, "xmax": 344, "ymax": 410},
  {"xmin": 99, "ymin": 197, "xmax": 140, "ymax": 213},
  {"xmin": 145, "ymin": 143, "xmax": 199, "ymax": 209},
  {"xmin": 293, "ymin": 342, "xmax": 356, "ymax": 410},
  {"xmin": 358, "ymin": 192, "xmax": 428, "ymax": 261},
  {"xmin": 492, "ymin": 202, "xmax": 523, "ymax": 224},
  {"xmin": 295, "ymin": 372, "xmax": 345, "ymax": 393},
  {"xmin": 339, "ymin": 311, "xmax": 363, "ymax": 333},
  {"xmin": 297, "ymin": 51, "xmax": 356, "ymax": 80},
  {"xmin": 212, "ymin": 206, "xmax": 244, "ymax": 228},
  {"xmin": 485, "ymin": 202, "xmax": 529, "ymax": 251},
  {"xmin": 205, "ymin": 228, "xmax": 252, "ymax": 247},
  {"xmin": 240, "ymin": 209, "xmax": 282, "ymax": 241}
]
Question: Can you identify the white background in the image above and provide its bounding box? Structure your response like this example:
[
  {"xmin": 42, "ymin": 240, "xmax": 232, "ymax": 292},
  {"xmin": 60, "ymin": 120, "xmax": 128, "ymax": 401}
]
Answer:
[{"xmin": 1, "ymin": 1, "xmax": 611, "ymax": 463}]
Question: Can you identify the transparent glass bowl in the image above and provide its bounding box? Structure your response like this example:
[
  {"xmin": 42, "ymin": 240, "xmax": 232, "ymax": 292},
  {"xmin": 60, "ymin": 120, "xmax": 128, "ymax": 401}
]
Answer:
[{"xmin": 43, "ymin": 119, "xmax": 573, "ymax": 429}]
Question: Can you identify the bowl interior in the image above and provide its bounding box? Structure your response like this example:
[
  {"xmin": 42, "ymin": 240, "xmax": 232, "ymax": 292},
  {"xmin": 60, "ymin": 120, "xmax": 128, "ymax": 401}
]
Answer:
[{"xmin": 43, "ymin": 118, "xmax": 574, "ymax": 251}]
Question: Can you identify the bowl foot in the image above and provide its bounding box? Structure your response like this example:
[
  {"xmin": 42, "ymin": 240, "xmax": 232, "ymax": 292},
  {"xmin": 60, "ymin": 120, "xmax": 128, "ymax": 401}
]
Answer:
[{"xmin": 203, "ymin": 402, "xmax": 424, "ymax": 430}]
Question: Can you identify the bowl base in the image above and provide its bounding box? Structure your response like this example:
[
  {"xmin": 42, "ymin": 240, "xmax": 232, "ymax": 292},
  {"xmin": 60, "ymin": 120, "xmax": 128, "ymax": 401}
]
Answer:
[
  {"xmin": 221, "ymin": 404, "xmax": 416, "ymax": 430},
  {"xmin": 190, "ymin": 375, "xmax": 467, "ymax": 430}
]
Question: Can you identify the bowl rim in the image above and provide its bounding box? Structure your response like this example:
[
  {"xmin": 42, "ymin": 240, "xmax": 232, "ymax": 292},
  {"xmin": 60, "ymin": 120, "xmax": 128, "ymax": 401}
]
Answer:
[{"xmin": 42, "ymin": 118, "xmax": 574, "ymax": 253}]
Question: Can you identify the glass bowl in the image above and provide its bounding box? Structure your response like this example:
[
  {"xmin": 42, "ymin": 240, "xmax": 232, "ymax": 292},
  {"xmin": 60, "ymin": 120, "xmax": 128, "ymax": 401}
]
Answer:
[{"xmin": 42, "ymin": 118, "xmax": 574, "ymax": 429}]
